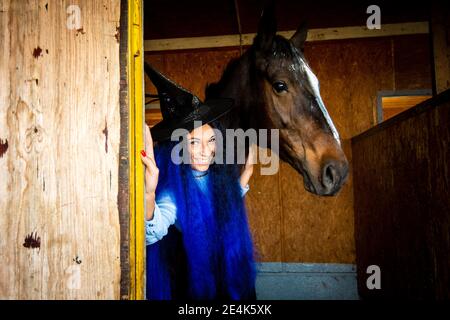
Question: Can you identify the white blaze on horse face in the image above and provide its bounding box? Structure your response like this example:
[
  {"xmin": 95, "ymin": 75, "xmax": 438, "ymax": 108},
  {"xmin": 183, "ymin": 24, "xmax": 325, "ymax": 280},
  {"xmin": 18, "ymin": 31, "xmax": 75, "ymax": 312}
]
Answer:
[
  {"xmin": 303, "ymin": 62, "xmax": 341, "ymax": 145},
  {"xmin": 290, "ymin": 46, "xmax": 341, "ymax": 145}
]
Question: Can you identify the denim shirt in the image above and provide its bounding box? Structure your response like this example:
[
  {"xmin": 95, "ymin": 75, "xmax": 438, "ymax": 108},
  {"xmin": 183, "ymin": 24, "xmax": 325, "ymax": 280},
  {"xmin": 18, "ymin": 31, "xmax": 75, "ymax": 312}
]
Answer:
[{"xmin": 145, "ymin": 170, "xmax": 249, "ymax": 245}]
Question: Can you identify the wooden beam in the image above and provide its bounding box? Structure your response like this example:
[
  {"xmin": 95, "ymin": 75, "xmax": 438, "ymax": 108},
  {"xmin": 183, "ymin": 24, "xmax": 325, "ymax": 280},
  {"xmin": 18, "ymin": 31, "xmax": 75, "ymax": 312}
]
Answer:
[
  {"xmin": 144, "ymin": 22, "xmax": 429, "ymax": 52},
  {"xmin": 119, "ymin": 0, "xmax": 131, "ymax": 301},
  {"xmin": 128, "ymin": 0, "xmax": 145, "ymax": 300}
]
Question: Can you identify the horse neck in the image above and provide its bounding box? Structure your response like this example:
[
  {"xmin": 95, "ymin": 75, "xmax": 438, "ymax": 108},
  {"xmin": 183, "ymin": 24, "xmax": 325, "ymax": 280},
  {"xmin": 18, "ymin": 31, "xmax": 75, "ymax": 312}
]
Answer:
[{"xmin": 208, "ymin": 51, "xmax": 261, "ymax": 130}]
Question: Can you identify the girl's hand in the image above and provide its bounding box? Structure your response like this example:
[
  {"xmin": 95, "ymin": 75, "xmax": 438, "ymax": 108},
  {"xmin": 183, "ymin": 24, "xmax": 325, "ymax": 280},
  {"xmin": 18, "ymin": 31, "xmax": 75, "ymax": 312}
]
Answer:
[
  {"xmin": 140, "ymin": 124, "xmax": 158, "ymax": 220},
  {"xmin": 240, "ymin": 144, "xmax": 255, "ymax": 188}
]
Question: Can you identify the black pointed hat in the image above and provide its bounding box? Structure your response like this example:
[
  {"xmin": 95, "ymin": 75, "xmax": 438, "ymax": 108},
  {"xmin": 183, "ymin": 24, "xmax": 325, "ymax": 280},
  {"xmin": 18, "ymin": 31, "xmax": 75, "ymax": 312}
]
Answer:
[{"xmin": 145, "ymin": 63, "xmax": 234, "ymax": 142}]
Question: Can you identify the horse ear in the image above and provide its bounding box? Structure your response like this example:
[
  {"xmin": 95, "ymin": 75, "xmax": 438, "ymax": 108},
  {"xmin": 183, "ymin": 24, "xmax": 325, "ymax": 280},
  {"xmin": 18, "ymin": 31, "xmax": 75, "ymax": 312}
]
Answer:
[
  {"xmin": 254, "ymin": 1, "xmax": 277, "ymax": 52},
  {"xmin": 290, "ymin": 22, "xmax": 308, "ymax": 50}
]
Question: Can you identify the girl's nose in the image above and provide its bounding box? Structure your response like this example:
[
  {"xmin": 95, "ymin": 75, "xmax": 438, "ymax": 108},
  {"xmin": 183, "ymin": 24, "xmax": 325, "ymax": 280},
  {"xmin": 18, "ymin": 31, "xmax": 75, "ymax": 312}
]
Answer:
[{"xmin": 203, "ymin": 143, "xmax": 213, "ymax": 156}]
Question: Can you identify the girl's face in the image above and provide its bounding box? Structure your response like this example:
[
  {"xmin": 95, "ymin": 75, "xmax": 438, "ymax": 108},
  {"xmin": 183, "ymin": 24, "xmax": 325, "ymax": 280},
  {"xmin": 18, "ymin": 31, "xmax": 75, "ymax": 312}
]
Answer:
[{"xmin": 187, "ymin": 124, "xmax": 216, "ymax": 172}]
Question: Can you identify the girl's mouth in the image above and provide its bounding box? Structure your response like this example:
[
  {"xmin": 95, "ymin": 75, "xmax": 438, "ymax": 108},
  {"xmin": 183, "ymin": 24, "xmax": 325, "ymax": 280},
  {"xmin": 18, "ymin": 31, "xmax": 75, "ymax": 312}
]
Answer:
[{"xmin": 192, "ymin": 156, "xmax": 213, "ymax": 164}]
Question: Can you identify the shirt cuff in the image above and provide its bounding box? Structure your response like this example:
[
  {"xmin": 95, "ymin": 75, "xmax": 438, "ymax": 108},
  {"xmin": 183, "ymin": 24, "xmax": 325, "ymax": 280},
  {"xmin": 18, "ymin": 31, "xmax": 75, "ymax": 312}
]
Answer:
[
  {"xmin": 145, "ymin": 202, "xmax": 162, "ymax": 245},
  {"xmin": 240, "ymin": 184, "xmax": 250, "ymax": 197},
  {"xmin": 146, "ymin": 202, "xmax": 160, "ymax": 226}
]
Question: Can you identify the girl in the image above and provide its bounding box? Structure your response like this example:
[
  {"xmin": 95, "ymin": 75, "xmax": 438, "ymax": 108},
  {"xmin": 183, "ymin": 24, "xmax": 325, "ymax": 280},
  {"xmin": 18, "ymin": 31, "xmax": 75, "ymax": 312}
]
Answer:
[{"xmin": 141, "ymin": 64, "xmax": 256, "ymax": 300}]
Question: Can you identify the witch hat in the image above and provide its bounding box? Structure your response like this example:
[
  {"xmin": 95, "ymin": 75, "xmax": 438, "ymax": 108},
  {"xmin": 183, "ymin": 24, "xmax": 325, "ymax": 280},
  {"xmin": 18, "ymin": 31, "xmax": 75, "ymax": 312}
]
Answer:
[{"xmin": 144, "ymin": 63, "xmax": 234, "ymax": 142}]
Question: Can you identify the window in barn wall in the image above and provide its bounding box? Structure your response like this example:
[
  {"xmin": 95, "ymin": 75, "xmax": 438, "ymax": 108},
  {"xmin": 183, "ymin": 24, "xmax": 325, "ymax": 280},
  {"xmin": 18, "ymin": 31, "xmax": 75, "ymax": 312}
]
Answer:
[{"xmin": 377, "ymin": 90, "xmax": 432, "ymax": 123}]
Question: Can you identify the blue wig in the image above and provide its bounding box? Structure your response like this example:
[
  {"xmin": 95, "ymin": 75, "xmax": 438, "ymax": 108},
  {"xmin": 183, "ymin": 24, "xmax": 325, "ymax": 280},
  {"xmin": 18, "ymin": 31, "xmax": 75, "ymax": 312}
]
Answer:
[{"xmin": 146, "ymin": 134, "xmax": 256, "ymax": 300}]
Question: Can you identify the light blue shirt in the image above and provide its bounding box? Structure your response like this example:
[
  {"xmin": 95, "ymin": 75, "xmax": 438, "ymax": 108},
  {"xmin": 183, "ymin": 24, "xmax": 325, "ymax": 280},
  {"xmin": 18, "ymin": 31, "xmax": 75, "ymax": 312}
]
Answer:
[{"xmin": 145, "ymin": 170, "xmax": 249, "ymax": 245}]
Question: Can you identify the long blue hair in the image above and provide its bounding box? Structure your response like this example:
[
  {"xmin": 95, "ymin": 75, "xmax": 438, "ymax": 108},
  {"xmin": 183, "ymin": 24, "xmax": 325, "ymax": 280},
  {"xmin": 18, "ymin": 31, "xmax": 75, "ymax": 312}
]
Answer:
[{"xmin": 147, "ymin": 125, "xmax": 256, "ymax": 300}]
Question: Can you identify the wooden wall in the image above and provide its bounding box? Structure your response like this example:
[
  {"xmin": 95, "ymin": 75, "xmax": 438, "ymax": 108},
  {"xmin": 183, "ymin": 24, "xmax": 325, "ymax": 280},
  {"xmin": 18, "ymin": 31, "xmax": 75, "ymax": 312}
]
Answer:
[
  {"xmin": 145, "ymin": 34, "xmax": 432, "ymax": 263},
  {"xmin": 352, "ymin": 90, "xmax": 450, "ymax": 299},
  {"xmin": 0, "ymin": 0, "xmax": 121, "ymax": 299}
]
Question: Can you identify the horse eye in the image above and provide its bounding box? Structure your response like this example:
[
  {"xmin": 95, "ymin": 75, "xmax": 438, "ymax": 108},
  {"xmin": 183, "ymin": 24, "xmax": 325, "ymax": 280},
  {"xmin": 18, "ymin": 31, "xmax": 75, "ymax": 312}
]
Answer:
[{"xmin": 272, "ymin": 81, "xmax": 288, "ymax": 93}]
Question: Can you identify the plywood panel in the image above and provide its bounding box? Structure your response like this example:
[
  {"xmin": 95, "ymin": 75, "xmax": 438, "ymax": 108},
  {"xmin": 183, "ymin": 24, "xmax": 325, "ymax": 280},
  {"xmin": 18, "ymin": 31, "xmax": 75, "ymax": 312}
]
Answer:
[
  {"xmin": 431, "ymin": 2, "xmax": 450, "ymax": 94},
  {"xmin": 0, "ymin": 0, "xmax": 121, "ymax": 299},
  {"xmin": 145, "ymin": 48, "xmax": 241, "ymax": 100},
  {"xmin": 281, "ymin": 139, "xmax": 355, "ymax": 263},
  {"xmin": 352, "ymin": 91, "xmax": 450, "ymax": 299},
  {"xmin": 246, "ymin": 154, "xmax": 283, "ymax": 262},
  {"xmin": 145, "ymin": 109, "xmax": 163, "ymax": 127},
  {"xmin": 393, "ymin": 34, "xmax": 433, "ymax": 90},
  {"xmin": 305, "ymin": 38, "xmax": 395, "ymax": 139}
]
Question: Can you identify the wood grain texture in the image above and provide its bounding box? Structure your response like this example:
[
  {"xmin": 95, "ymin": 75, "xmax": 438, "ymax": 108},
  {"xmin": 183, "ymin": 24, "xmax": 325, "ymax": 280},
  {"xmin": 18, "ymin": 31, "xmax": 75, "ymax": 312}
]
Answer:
[
  {"xmin": 281, "ymin": 139, "xmax": 355, "ymax": 263},
  {"xmin": 118, "ymin": 0, "xmax": 131, "ymax": 300},
  {"xmin": 144, "ymin": 22, "xmax": 429, "ymax": 52},
  {"xmin": 393, "ymin": 34, "xmax": 433, "ymax": 90},
  {"xmin": 145, "ymin": 48, "xmax": 241, "ymax": 101},
  {"xmin": 431, "ymin": 2, "xmax": 450, "ymax": 94},
  {"xmin": 0, "ymin": 0, "xmax": 121, "ymax": 299},
  {"xmin": 382, "ymin": 95, "xmax": 431, "ymax": 121},
  {"xmin": 352, "ymin": 90, "xmax": 450, "ymax": 299},
  {"xmin": 305, "ymin": 38, "xmax": 395, "ymax": 139},
  {"xmin": 245, "ymin": 150, "xmax": 283, "ymax": 263}
]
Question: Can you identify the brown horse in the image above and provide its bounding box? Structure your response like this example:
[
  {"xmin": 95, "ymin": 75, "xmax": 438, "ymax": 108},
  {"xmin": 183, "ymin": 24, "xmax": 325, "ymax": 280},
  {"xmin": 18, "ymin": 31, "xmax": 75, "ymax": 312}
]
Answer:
[{"xmin": 206, "ymin": 7, "xmax": 349, "ymax": 196}]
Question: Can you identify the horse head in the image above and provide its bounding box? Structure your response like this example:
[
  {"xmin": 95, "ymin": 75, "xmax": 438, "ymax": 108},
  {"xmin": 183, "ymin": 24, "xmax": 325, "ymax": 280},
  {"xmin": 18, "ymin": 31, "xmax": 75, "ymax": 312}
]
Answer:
[
  {"xmin": 250, "ymin": 8, "xmax": 349, "ymax": 196},
  {"xmin": 206, "ymin": 7, "xmax": 349, "ymax": 196}
]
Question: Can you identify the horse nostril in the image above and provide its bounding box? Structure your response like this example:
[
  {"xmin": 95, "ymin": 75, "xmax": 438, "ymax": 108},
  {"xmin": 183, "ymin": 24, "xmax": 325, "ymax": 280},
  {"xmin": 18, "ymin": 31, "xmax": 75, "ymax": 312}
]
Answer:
[{"xmin": 322, "ymin": 162, "xmax": 339, "ymax": 192}]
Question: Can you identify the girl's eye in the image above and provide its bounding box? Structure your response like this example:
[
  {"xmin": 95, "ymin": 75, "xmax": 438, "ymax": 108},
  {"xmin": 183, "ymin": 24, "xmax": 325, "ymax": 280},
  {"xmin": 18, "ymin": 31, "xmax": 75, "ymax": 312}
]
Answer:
[
  {"xmin": 208, "ymin": 137, "xmax": 216, "ymax": 143},
  {"xmin": 190, "ymin": 140, "xmax": 199, "ymax": 145}
]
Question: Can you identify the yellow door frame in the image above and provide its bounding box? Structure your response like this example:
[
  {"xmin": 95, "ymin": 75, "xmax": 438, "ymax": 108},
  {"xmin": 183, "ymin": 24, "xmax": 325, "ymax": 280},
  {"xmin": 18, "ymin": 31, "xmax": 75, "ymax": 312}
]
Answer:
[{"xmin": 128, "ymin": 0, "xmax": 145, "ymax": 300}]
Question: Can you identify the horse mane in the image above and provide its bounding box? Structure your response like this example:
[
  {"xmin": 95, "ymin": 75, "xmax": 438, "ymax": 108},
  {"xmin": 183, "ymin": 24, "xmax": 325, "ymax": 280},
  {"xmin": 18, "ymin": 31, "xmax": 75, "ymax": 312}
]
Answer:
[
  {"xmin": 272, "ymin": 35, "xmax": 295, "ymax": 57},
  {"xmin": 205, "ymin": 56, "xmax": 244, "ymax": 100},
  {"xmin": 204, "ymin": 35, "xmax": 296, "ymax": 132},
  {"xmin": 205, "ymin": 35, "xmax": 295, "ymax": 100}
]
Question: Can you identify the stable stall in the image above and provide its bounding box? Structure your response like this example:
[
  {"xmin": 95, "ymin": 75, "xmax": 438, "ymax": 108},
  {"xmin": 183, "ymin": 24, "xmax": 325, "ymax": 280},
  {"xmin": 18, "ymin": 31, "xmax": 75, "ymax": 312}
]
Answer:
[{"xmin": 0, "ymin": 0, "xmax": 448, "ymax": 300}]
